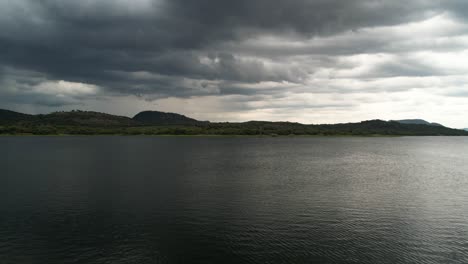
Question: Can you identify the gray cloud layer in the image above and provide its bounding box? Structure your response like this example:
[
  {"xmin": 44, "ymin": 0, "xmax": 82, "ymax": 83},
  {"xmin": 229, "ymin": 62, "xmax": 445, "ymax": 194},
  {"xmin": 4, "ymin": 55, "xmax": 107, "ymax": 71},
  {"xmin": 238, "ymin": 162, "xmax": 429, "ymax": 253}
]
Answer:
[{"xmin": 1, "ymin": 0, "xmax": 468, "ymax": 126}]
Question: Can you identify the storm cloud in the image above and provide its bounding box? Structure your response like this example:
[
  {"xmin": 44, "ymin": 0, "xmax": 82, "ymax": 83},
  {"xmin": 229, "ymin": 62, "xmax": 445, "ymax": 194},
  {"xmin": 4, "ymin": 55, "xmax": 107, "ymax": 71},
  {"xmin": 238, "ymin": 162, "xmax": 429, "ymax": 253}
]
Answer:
[{"xmin": 1, "ymin": 0, "xmax": 468, "ymax": 126}]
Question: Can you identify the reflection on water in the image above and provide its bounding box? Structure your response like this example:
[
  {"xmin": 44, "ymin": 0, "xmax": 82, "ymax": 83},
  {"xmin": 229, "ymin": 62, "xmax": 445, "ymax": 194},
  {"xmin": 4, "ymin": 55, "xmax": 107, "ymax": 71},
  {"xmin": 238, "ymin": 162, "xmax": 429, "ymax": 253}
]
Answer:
[{"xmin": 1, "ymin": 136, "xmax": 468, "ymax": 263}]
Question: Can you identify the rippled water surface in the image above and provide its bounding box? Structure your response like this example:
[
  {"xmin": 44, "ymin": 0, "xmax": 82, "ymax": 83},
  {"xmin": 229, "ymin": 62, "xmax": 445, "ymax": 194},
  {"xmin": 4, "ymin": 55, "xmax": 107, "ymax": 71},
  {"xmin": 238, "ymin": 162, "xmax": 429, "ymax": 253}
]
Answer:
[{"xmin": 1, "ymin": 136, "xmax": 468, "ymax": 263}]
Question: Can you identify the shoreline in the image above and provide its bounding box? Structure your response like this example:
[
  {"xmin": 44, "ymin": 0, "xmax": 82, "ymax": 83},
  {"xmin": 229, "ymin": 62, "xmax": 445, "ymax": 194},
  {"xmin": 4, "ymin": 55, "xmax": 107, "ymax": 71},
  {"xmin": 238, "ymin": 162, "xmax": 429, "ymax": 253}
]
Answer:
[{"xmin": 0, "ymin": 134, "xmax": 454, "ymax": 138}]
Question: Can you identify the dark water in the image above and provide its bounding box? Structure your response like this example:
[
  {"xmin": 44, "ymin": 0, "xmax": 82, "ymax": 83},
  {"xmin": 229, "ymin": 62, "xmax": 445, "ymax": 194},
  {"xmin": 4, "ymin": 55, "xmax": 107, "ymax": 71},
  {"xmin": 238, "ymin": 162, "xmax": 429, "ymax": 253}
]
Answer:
[{"xmin": 1, "ymin": 136, "xmax": 468, "ymax": 264}]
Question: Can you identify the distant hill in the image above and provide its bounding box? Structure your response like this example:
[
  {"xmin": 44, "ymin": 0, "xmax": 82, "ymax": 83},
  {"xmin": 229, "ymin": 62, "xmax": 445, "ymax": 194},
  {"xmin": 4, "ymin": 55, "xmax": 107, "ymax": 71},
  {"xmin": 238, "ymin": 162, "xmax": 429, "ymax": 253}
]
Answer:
[
  {"xmin": 0, "ymin": 109, "xmax": 34, "ymax": 124},
  {"xmin": 394, "ymin": 119, "xmax": 443, "ymax": 127},
  {"xmin": 35, "ymin": 110, "xmax": 138, "ymax": 127},
  {"xmin": 319, "ymin": 120, "xmax": 463, "ymax": 136},
  {"xmin": 0, "ymin": 109, "xmax": 136, "ymax": 127},
  {"xmin": 203, "ymin": 119, "xmax": 468, "ymax": 136},
  {"xmin": 133, "ymin": 111, "xmax": 203, "ymax": 125},
  {"xmin": 1, "ymin": 108, "xmax": 467, "ymax": 136}
]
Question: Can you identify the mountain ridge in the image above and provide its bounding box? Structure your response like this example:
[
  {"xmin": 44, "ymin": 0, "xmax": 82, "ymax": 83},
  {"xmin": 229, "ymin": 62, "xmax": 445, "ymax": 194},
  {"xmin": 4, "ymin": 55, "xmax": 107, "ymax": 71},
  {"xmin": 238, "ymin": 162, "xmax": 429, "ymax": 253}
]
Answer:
[
  {"xmin": 393, "ymin": 119, "xmax": 443, "ymax": 127},
  {"xmin": 133, "ymin": 110, "xmax": 203, "ymax": 125},
  {"xmin": 1, "ymin": 108, "xmax": 467, "ymax": 136}
]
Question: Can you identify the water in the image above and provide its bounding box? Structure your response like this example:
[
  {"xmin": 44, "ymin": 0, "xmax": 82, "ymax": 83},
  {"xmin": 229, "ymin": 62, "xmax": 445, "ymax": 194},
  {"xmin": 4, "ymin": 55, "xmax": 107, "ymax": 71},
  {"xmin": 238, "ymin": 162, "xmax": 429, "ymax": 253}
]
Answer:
[{"xmin": 1, "ymin": 136, "xmax": 468, "ymax": 264}]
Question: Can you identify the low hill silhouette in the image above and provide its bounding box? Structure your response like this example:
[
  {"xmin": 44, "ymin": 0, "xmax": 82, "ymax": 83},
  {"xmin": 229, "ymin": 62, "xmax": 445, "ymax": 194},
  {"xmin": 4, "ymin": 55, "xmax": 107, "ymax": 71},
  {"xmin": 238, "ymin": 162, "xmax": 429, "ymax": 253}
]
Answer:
[
  {"xmin": 1, "ymin": 109, "xmax": 467, "ymax": 136},
  {"xmin": 133, "ymin": 111, "xmax": 203, "ymax": 125},
  {"xmin": 394, "ymin": 119, "xmax": 442, "ymax": 127}
]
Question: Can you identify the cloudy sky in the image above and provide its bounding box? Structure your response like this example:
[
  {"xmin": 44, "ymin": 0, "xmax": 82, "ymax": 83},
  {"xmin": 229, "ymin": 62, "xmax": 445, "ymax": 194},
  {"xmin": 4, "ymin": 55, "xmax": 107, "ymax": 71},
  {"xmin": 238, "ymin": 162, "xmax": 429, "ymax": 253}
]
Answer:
[{"xmin": 1, "ymin": 0, "xmax": 468, "ymax": 127}]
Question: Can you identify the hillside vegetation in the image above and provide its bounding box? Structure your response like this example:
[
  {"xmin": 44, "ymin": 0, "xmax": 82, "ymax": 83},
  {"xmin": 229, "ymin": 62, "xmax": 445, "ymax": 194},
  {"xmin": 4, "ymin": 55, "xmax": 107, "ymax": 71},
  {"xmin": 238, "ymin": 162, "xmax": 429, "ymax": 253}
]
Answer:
[{"xmin": 1, "ymin": 109, "xmax": 467, "ymax": 136}]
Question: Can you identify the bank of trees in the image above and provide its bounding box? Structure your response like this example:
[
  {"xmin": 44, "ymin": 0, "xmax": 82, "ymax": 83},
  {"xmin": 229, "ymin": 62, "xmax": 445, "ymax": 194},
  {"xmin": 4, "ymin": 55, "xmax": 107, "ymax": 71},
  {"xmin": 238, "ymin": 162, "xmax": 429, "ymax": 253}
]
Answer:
[{"xmin": 1, "ymin": 120, "xmax": 467, "ymax": 136}]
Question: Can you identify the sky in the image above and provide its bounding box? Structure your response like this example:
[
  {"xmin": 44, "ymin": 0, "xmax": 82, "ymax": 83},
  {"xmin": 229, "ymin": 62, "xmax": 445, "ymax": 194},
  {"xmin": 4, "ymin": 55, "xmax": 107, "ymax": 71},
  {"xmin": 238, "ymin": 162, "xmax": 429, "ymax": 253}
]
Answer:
[{"xmin": 1, "ymin": 0, "xmax": 468, "ymax": 127}]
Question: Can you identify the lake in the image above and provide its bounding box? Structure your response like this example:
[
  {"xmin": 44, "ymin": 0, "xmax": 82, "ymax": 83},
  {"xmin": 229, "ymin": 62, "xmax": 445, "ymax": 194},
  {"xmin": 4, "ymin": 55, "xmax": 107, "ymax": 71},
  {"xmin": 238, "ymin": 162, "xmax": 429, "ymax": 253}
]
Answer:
[{"xmin": 1, "ymin": 136, "xmax": 468, "ymax": 263}]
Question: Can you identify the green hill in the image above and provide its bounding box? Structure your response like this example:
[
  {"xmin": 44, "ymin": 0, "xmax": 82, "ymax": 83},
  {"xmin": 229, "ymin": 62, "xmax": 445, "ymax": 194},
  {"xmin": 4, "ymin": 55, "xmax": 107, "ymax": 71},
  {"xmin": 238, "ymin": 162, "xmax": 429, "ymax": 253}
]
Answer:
[
  {"xmin": 133, "ymin": 111, "xmax": 203, "ymax": 125},
  {"xmin": 34, "ymin": 110, "xmax": 138, "ymax": 127},
  {"xmin": 1, "ymin": 109, "xmax": 467, "ymax": 136},
  {"xmin": 0, "ymin": 109, "xmax": 34, "ymax": 125},
  {"xmin": 394, "ymin": 119, "xmax": 443, "ymax": 127}
]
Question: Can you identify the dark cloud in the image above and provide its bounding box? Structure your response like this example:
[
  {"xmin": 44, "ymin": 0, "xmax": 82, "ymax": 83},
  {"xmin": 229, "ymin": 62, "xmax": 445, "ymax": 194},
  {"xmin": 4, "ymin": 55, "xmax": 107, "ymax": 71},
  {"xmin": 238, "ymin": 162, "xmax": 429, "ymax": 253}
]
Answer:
[{"xmin": 1, "ymin": 0, "xmax": 468, "ymax": 126}]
